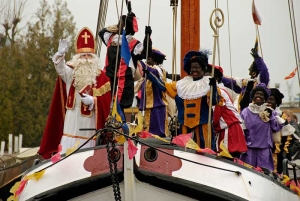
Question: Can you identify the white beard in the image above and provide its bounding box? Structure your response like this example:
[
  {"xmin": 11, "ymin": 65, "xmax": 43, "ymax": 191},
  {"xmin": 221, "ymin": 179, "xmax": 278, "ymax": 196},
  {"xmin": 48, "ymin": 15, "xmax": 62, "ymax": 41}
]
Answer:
[{"xmin": 67, "ymin": 54, "xmax": 102, "ymax": 90}]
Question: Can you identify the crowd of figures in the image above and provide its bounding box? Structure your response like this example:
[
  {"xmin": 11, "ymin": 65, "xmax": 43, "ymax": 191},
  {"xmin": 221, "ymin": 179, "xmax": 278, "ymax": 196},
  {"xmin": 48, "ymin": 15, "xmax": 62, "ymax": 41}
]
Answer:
[{"xmin": 37, "ymin": 11, "xmax": 300, "ymax": 175}]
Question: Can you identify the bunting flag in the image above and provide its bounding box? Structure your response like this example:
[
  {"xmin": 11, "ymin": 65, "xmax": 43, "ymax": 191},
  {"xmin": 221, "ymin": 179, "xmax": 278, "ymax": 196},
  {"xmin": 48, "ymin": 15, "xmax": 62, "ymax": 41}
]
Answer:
[
  {"xmin": 127, "ymin": 139, "xmax": 138, "ymax": 160},
  {"xmin": 219, "ymin": 140, "xmax": 233, "ymax": 158},
  {"xmin": 139, "ymin": 130, "xmax": 153, "ymax": 138},
  {"xmin": 116, "ymin": 134, "xmax": 127, "ymax": 144},
  {"xmin": 7, "ymin": 179, "xmax": 29, "ymax": 201},
  {"xmin": 66, "ymin": 140, "xmax": 80, "ymax": 156},
  {"xmin": 185, "ymin": 139, "xmax": 201, "ymax": 151},
  {"xmin": 290, "ymin": 180, "xmax": 300, "ymax": 196},
  {"xmin": 112, "ymin": 97, "xmax": 125, "ymax": 122},
  {"xmin": 51, "ymin": 144, "xmax": 62, "ymax": 163},
  {"xmin": 284, "ymin": 67, "xmax": 298, "ymax": 80},
  {"xmin": 121, "ymin": 29, "xmax": 134, "ymax": 68},
  {"xmin": 281, "ymin": 175, "xmax": 291, "ymax": 186},
  {"xmin": 252, "ymin": 0, "xmax": 261, "ymax": 25},
  {"xmin": 25, "ymin": 170, "xmax": 46, "ymax": 181},
  {"xmin": 172, "ymin": 133, "xmax": 192, "ymax": 147},
  {"xmin": 197, "ymin": 148, "xmax": 217, "ymax": 155}
]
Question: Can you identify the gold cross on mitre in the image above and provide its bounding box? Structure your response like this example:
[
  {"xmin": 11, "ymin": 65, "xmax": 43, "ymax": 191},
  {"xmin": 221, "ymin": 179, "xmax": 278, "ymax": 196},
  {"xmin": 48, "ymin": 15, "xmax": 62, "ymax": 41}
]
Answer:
[{"xmin": 82, "ymin": 32, "xmax": 90, "ymax": 44}]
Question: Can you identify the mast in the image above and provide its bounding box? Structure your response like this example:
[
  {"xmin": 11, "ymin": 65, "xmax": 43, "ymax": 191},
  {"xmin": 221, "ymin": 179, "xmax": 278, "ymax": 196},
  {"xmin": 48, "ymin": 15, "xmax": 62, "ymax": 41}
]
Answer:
[{"xmin": 181, "ymin": 0, "xmax": 200, "ymax": 77}]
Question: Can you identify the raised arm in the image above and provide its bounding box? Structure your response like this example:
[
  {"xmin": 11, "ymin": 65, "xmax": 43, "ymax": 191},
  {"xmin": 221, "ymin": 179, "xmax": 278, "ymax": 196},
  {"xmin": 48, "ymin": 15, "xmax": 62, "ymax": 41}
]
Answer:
[
  {"xmin": 250, "ymin": 48, "xmax": 269, "ymax": 85},
  {"xmin": 52, "ymin": 39, "xmax": 73, "ymax": 83},
  {"xmin": 221, "ymin": 76, "xmax": 242, "ymax": 94},
  {"xmin": 133, "ymin": 26, "xmax": 152, "ymax": 61},
  {"xmin": 140, "ymin": 61, "xmax": 166, "ymax": 92},
  {"xmin": 255, "ymin": 57, "xmax": 269, "ymax": 85},
  {"xmin": 98, "ymin": 25, "xmax": 118, "ymax": 46}
]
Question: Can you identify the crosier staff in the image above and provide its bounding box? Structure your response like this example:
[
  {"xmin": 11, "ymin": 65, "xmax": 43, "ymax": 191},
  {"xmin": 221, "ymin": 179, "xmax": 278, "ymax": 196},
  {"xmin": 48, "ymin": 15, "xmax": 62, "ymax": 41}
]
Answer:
[{"xmin": 207, "ymin": 8, "xmax": 224, "ymax": 149}]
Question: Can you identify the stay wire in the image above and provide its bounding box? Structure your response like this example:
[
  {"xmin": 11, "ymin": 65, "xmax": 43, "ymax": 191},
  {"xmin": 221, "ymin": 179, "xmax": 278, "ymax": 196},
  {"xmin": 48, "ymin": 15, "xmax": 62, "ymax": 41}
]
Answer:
[
  {"xmin": 113, "ymin": 129, "xmax": 241, "ymax": 175},
  {"xmin": 171, "ymin": 2, "xmax": 178, "ymax": 136},
  {"xmin": 32, "ymin": 126, "xmax": 240, "ymax": 176},
  {"xmin": 109, "ymin": 0, "xmax": 125, "ymax": 116},
  {"xmin": 288, "ymin": 0, "xmax": 300, "ymax": 86},
  {"xmin": 141, "ymin": 0, "xmax": 152, "ymax": 128}
]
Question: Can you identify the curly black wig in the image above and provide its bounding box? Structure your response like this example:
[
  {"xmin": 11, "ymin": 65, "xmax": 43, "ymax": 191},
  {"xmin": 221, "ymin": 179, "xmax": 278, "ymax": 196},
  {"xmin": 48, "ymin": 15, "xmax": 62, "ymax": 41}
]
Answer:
[
  {"xmin": 270, "ymin": 88, "xmax": 284, "ymax": 107},
  {"xmin": 250, "ymin": 84, "xmax": 270, "ymax": 101}
]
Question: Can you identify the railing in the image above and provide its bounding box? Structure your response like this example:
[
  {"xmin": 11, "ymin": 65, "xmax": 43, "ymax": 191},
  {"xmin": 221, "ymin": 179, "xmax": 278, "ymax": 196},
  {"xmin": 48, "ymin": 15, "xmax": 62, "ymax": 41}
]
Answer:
[
  {"xmin": 0, "ymin": 155, "xmax": 17, "ymax": 170},
  {"xmin": 282, "ymin": 158, "xmax": 300, "ymax": 185},
  {"xmin": 281, "ymin": 103, "xmax": 300, "ymax": 108}
]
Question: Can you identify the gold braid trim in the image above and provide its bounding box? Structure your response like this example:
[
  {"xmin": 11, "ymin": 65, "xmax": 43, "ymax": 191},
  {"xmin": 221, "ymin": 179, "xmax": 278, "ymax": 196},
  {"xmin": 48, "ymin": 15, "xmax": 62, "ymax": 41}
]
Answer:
[
  {"xmin": 93, "ymin": 82, "xmax": 111, "ymax": 97},
  {"xmin": 206, "ymin": 87, "xmax": 225, "ymax": 106},
  {"xmin": 149, "ymin": 72, "xmax": 165, "ymax": 88},
  {"xmin": 284, "ymin": 135, "xmax": 292, "ymax": 153},
  {"xmin": 272, "ymin": 153, "xmax": 278, "ymax": 172},
  {"xmin": 274, "ymin": 143, "xmax": 281, "ymax": 154}
]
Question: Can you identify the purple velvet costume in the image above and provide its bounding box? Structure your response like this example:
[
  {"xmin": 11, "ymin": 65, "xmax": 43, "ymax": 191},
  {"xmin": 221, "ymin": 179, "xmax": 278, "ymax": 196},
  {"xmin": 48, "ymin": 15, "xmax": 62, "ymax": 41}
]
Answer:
[
  {"xmin": 240, "ymin": 104, "xmax": 284, "ymax": 170},
  {"xmin": 139, "ymin": 61, "xmax": 168, "ymax": 137},
  {"xmin": 222, "ymin": 57, "xmax": 269, "ymax": 94}
]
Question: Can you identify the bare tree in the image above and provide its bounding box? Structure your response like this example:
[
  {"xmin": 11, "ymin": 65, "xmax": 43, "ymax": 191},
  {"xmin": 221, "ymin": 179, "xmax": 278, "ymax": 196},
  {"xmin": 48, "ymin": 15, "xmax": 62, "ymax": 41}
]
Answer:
[{"xmin": 0, "ymin": 0, "xmax": 27, "ymax": 46}]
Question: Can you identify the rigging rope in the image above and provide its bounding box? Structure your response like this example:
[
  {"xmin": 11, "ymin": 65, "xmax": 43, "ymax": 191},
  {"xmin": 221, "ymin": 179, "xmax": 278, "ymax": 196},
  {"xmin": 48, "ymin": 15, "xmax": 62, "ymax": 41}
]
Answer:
[
  {"xmin": 171, "ymin": 2, "xmax": 178, "ymax": 81},
  {"xmin": 226, "ymin": 0, "xmax": 235, "ymax": 99},
  {"xmin": 34, "ymin": 127, "xmax": 241, "ymax": 179},
  {"xmin": 108, "ymin": 0, "xmax": 125, "ymax": 117},
  {"xmin": 141, "ymin": 0, "xmax": 152, "ymax": 130},
  {"xmin": 95, "ymin": 0, "xmax": 109, "ymax": 57},
  {"xmin": 287, "ymin": 0, "xmax": 300, "ymax": 86},
  {"xmin": 171, "ymin": 1, "xmax": 178, "ymax": 137}
]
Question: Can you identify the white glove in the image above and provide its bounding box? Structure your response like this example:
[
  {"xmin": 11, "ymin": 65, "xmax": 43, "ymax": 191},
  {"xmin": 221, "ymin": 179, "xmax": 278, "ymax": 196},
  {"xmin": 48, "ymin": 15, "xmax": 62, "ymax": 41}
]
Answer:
[
  {"xmin": 57, "ymin": 39, "xmax": 69, "ymax": 56},
  {"xmin": 81, "ymin": 93, "xmax": 94, "ymax": 110}
]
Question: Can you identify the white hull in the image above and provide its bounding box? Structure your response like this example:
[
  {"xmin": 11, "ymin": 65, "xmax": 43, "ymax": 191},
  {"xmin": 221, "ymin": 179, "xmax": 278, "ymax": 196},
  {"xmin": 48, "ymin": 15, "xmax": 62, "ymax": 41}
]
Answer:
[
  {"xmin": 17, "ymin": 143, "xmax": 300, "ymax": 201},
  {"xmin": 70, "ymin": 182, "xmax": 196, "ymax": 201}
]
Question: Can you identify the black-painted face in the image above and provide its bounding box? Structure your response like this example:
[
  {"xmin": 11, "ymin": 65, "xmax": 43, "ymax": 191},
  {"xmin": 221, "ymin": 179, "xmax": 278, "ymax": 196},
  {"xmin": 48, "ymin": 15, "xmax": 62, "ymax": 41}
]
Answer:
[
  {"xmin": 147, "ymin": 57, "xmax": 154, "ymax": 66},
  {"xmin": 253, "ymin": 90, "xmax": 265, "ymax": 106},
  {"xmin": 118, "ymin": 18, "xmax": 125, "ymax": 32},
  {"xmin": 267, "ymin": 95, "xmax": 277, "ymax": 109},
  {"xmin": 248, "ymin": 64, "xmax": 257, "ymax": 79},
  {"xmin": 190, "ymin": 62, "xmax": 204, "ymax": 80}
]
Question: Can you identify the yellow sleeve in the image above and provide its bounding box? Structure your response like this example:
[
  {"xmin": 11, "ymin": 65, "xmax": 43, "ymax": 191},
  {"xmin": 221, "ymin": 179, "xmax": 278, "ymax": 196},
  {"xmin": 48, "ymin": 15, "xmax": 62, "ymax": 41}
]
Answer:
[{"xmin": 165, "ymin": 82, "xmax": 177, "ymax": 99}]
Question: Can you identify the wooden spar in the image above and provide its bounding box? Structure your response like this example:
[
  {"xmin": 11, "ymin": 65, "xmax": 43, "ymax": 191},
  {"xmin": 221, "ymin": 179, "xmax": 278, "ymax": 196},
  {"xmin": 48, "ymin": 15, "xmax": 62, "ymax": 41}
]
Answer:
[{"xmin": 181, "ymin": 0, "xmax": 200, "ymax": 77}]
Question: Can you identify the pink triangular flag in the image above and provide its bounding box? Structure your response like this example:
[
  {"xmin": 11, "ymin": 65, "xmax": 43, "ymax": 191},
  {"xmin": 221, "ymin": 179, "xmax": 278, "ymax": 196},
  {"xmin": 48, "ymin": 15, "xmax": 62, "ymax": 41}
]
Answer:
[
  {"xmin": 197, "ymin": 148, "xmax": 217, "ymax": 155},
  {"xmin": 51, "ymin": 144, "xmax": 62, "ymax": 163},
  {"xmin": 252, "ymin": 1, "xmax": 261, "ymax": 25},
  {"xmin": 15, "ymin": 179, "xmax": 28, "ymax": 196},
  {"xmin": 139, "ymin": 130, "xmax": 153, "ymax": 138},
  {"xmin": 172, "ymin": 133, "xmax": 192, "ymax": 147},
  {"xmin": 127, "ymin": 139, "xmax": 138, "ymax": 160}
]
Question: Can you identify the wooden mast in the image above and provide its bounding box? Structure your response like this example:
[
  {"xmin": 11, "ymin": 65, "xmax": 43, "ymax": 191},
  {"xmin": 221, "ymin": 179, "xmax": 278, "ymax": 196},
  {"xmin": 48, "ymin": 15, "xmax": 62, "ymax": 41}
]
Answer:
[{"xmin": 181, "ymin": 0, "xmax": 200, "ymax": 77}]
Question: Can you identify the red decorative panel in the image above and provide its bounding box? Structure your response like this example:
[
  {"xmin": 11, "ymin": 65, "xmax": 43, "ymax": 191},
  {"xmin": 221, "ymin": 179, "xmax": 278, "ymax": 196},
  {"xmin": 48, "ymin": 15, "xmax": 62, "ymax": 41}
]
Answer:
[
  {"xmin": 139, "ymin": 146, "xmax": 182, "ymax": 176},
  {"xmin": 84, "ymin": 147, "xmax": 124, "ymax": 176}
]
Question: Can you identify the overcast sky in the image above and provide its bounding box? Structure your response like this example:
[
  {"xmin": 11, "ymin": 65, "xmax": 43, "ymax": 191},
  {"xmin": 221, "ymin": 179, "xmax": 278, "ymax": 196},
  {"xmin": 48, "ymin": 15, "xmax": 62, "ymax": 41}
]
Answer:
[{"xmin": 22, "ymin": 0, "xmax": 300, "ymax": 102}]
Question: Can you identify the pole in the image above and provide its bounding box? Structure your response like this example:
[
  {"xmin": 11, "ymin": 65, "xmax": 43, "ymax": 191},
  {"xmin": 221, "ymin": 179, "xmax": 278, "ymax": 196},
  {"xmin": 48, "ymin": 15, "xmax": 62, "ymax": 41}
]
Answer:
[{"xmin": 207, "ymin": 8, "xmax": 224, "ymax": 149}]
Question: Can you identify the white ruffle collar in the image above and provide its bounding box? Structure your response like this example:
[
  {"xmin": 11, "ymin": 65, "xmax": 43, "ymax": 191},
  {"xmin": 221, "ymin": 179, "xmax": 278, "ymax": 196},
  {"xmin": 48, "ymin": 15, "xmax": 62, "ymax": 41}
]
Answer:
[
  {"xmin": 176, "ymin": 76, "xmax": 211, "ymax": 100},
  {"xmin": 112, "ymin": 34, "xmax": 133, "ymax": 45},
  {"xmin": 275, "ymin": 107, "xmax": 282, "ymax": 116},
  {"xmin": 248, "ymin": 103, "xmax": 269, "ymax": 114}
]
